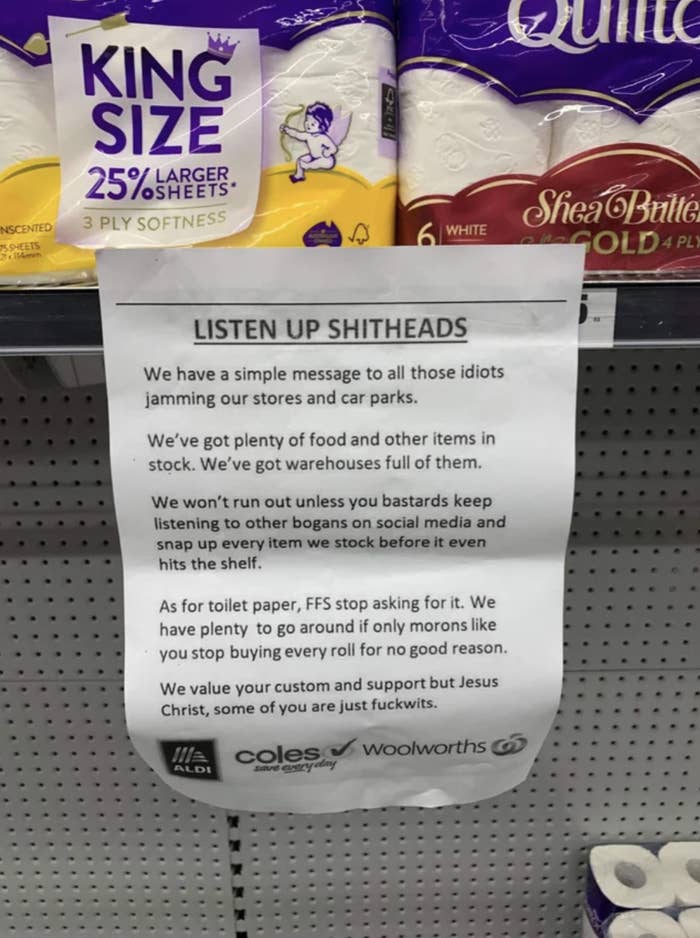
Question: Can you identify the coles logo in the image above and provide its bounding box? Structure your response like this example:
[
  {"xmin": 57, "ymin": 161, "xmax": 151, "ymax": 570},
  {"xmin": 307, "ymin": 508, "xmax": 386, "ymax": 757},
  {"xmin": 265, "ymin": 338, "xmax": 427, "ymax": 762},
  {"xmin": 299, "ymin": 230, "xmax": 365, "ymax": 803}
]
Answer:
[{"xmin": 235, "ymin": 738, "xmax": 356, "ymax": 770}]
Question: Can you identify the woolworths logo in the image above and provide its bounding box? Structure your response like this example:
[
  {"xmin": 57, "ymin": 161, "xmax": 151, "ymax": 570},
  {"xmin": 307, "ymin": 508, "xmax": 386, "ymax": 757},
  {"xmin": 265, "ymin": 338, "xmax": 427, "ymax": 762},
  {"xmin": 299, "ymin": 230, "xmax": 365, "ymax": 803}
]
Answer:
[
  {"xmin": 361, "ymin": 735, "xmax": 528, "ymax": 758},
  {"xmin": 362, "ymin": 738, "xmax": 488, "ymax": 757}
]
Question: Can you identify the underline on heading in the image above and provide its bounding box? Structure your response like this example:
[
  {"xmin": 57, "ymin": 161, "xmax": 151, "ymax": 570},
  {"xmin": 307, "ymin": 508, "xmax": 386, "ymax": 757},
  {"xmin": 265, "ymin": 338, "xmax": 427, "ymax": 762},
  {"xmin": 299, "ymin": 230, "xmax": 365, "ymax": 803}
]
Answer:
[
  {"xmin": 192, "ymin": 340, "xmax": 470, "ymax": 346},
  {"xmin": 118, "ymin": 299, "xmax": 567, "ymax": 306}
]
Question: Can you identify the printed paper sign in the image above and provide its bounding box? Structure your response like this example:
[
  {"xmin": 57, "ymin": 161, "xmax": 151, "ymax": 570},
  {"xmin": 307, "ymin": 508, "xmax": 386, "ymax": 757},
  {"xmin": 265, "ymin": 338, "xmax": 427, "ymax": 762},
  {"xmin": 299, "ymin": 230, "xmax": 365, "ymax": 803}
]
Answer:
[
  {"xmin": 49, "ymin": 17, "xmax": 261, "ymax": 248},
  {"xmin": 99, "ymin": 245, "xmax": 583, "ymax": 813}
]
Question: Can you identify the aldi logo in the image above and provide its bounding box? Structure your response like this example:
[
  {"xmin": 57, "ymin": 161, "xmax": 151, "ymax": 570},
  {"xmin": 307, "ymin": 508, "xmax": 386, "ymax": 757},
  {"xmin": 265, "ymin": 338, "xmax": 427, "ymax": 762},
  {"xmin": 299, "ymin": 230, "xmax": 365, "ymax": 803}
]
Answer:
[{"xmin": 160, "ymin": 740, "xmax": 220, "ymax": 780}]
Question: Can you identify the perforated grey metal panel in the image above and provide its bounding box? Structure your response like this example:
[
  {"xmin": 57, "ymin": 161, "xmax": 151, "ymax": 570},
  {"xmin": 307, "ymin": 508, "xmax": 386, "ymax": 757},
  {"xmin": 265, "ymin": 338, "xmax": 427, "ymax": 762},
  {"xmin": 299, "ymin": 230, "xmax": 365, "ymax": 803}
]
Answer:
[
  {"xmin": 1, "ymin": 349, "xmax": 698, "ymax": 938},
  {"xmin": 0, "ymin": 358, "xmax": 237, "ymax": 938},
  {"xmin": 234, "ymin": 349, "xmax": 700, "ymax": 938}
]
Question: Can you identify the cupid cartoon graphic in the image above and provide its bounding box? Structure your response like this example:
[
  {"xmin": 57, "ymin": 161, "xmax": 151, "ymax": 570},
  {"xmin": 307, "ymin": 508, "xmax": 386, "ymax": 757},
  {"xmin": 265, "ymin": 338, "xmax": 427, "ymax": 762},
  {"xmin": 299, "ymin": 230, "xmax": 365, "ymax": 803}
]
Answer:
[{"xmin": 280, "ymin": 101, "xmax": 352, "ymax": 183}]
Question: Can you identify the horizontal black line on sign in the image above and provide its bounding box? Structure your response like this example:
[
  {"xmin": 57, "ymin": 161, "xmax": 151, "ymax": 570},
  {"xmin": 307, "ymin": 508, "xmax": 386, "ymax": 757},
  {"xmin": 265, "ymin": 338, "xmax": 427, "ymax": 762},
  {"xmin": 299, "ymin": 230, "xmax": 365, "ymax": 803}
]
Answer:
[
  {"xmin": 116, "ymin": 299, "xmax": 567, "ymax": 307},
  {"xmin": 193, "ymin": 340, "xmax": 470, "ymax": 346}
]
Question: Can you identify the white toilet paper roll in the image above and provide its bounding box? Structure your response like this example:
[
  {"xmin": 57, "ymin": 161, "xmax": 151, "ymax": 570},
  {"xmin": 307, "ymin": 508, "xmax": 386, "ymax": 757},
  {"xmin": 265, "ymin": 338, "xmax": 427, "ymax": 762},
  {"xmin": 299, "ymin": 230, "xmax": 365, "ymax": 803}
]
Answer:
[
  {"xmin": 590, "ymin": 845, "xmax": 676, "ymax": 910},
  {"xmin": 607, "ymin": 911, "xmax": 686, "ymax": 938},
  {"xmin": 659, "ymin": 844, "xmax": 700, "ymax": 907},
  {"xmin": 642, "ymin": 95, "xmax": 700, "ymax": 165},
  {"xmin": 0, "ymin": 50, "xmax": 92, "ymax": 285},
  {"xmin": 549, "ymin": 93, "xmax": 700, "ymax": 168},
  {"xmin": 679, "ymin": 908, "xmax": 700, "ymax": 938},
  {"xmin": 0, "ymin": 51, "xmax": 57, "ymax": 171},
  {"xmin": 399, "ymin": 68, "xmax": 551, "ymax": 203},
  {"xmin": 262, "ymin": 24, "xmax": 396, "ymax": 184},
  {"xmin": 548, "ymin": 102, "xmax": 636, "ymax": 166}
]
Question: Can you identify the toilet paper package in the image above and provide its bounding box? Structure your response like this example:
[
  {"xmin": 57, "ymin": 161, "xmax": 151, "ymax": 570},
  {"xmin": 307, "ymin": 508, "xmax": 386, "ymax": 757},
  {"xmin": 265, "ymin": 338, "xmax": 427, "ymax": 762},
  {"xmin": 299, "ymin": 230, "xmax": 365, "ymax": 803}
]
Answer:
[
  {"xmin": 0, "ymin": 1, "xmax": 396, "ymax": 279},
  {"xmin": 583, "ymin": 843, "xmax": 700, "ymax": 938},
  {"xmin": 398, "ymin": 0, "xmax": 700, "ymax": 273},
  {"xmin": 585, "ymin": 844, "xmax": 677, "ymax": 936}
]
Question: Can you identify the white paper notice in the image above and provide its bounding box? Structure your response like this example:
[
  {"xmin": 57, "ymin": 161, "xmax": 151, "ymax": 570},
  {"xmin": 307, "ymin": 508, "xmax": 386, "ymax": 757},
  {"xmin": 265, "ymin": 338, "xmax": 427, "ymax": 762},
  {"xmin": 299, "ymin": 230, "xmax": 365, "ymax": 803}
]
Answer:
[{"xmin": 98, "ymin": 245, "xmax": 584, "ymax": 813}]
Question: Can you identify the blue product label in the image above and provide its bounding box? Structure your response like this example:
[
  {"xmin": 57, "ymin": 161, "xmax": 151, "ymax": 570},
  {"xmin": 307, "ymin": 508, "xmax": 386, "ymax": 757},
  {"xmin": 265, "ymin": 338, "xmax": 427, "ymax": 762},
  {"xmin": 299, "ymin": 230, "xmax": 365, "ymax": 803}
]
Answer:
[
  {"xmin": 585, "ymin": 863, "xmax": 623, "ymax": 933},
  {"xmin": 1, "ymin": 0, "xmax": 394, "ymax": 66},
  {"xmin": 398, "ymin": 0, "xmax": 700, "ymax": 118}
]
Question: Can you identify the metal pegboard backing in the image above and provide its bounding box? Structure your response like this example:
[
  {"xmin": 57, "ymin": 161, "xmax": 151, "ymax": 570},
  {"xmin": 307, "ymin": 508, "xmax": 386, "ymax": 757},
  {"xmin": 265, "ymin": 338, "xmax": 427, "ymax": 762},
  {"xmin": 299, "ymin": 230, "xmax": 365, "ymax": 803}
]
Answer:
[
  {"xmin": 0, "ymin": 350, "xmax": 698, "ymax": 938},
  {"xmin": 0, "ymin": 359, "xmax": 237, "ymax": 938},
  {"xmin": 236, "ymin": 348, "xmax": 700, "ymax": 938}
]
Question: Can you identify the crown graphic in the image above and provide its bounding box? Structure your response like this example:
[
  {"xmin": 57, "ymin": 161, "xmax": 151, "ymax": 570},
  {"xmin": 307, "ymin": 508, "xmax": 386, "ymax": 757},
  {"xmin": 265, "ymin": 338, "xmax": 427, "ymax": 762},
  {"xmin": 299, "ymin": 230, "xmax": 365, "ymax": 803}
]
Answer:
[{"xmin": 207, "ymin": 32, "xmax": 238, "ymax": 61}]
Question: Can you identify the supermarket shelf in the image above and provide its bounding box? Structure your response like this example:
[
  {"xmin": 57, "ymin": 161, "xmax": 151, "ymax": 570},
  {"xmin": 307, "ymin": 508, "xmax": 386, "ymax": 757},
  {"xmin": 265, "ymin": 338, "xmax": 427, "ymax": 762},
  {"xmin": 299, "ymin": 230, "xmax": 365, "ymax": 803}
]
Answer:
[
  {"xmin": 608, "ymin": 280, "xmax": 700, "ymax": 347},
  {"xmin": 0, "ymin": 287, "xmax": 102, "ymax": 355},
  {"xmin": 0, "ymin": 281, "xmax": 699, "ymax": 353}
]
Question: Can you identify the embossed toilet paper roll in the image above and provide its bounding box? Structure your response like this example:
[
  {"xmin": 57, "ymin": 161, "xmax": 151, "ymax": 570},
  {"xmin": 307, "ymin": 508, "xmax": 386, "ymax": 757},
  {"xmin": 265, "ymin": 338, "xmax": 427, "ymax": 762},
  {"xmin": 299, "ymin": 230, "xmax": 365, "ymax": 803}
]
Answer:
[
  {"xmin": 679, "ymin": 908, "xmax": 700, "ymax": 938},
  {"xmin": 549, "ymin": 94, "xmax": 700, "ymax": 168},
  {"xmin": 659, "ymin": 844, "xmax": 700, "ymax": 907},
  {"xmin": 589, "ymin": 845, "xmax": 676, "ymax": 914},
  {"xmin": 0, "ymin": 50, "xmax": 56, "ymax": 164},
  {"xmin": 547, "ymin": 103, "xmax": 636, "ymax": 166},
  {"xmin": 0, "ymin": 50, "xmax": 93, "ymax": 285},
  {"xmin": 261, "ymin": 25, "xmax": 396, "ymax": 185},
  {"xmin": 399, "ymin": 68, "xmax": 551, "ymax": 204},
  {"xmin": 606, "ymin": 911, "xmax": 686, "ymax": 938}
]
